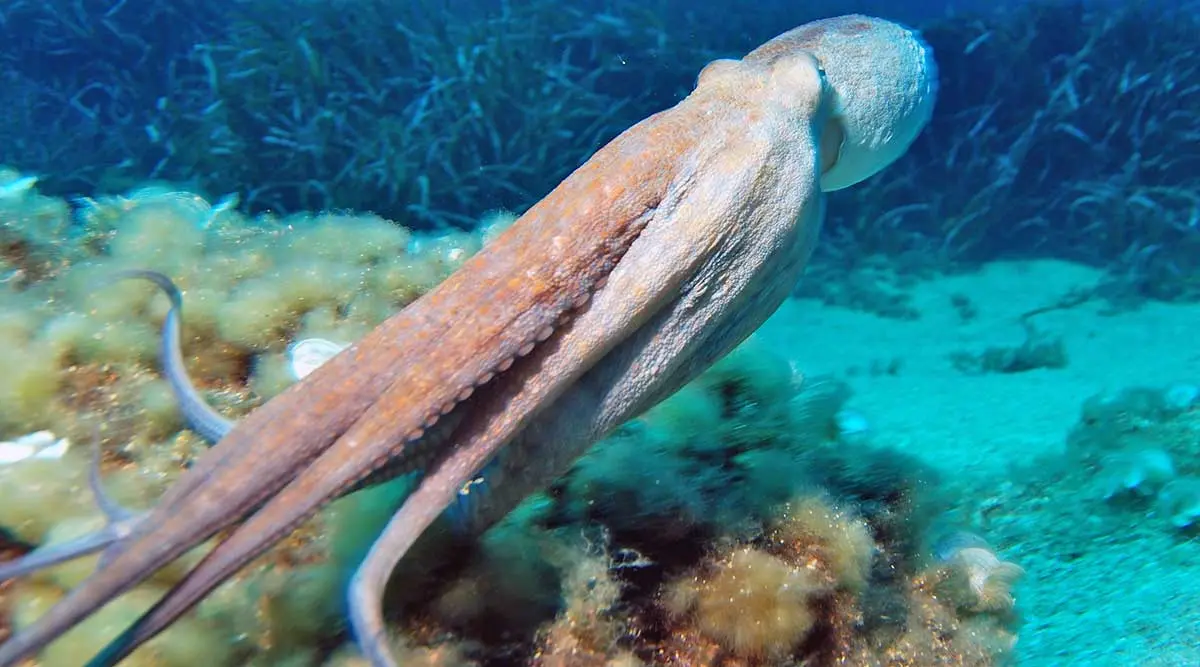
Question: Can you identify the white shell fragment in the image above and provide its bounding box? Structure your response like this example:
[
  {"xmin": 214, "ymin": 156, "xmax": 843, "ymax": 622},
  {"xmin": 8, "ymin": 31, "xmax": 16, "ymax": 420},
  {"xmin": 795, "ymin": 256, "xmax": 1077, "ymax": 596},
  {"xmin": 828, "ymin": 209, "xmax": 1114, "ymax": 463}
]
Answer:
[
  {"xmin": 288, "ymin": 338, "xmax": 350, "ymax": 381},
  {"xmin": 0, "ymin": 430, "xmax": 71, "ymax": 465}
]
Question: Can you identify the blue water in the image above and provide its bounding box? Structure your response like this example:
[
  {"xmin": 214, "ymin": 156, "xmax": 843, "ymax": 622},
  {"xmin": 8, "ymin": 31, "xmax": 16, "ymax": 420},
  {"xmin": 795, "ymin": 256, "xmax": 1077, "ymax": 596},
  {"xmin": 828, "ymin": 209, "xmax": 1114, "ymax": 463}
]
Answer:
[{"xmin": 1, "ymin": 1, "xmax": 1198, "ymax": 665}]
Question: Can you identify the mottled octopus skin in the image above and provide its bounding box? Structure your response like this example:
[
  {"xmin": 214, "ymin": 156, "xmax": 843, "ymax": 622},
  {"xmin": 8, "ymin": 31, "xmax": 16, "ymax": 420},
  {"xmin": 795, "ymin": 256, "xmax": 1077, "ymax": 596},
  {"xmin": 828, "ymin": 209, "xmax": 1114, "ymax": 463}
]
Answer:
[{"xmin": 0, "ymin": 15, "xmax": 931, "ymax": 667}]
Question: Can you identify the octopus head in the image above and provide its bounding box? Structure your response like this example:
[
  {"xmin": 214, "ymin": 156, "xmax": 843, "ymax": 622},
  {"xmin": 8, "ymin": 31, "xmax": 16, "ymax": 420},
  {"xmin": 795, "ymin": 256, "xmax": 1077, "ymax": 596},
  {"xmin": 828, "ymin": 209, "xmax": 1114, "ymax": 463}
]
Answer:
[{"xmin": 747, "ymin": 15, "xmax": 939, "ymax": 191}]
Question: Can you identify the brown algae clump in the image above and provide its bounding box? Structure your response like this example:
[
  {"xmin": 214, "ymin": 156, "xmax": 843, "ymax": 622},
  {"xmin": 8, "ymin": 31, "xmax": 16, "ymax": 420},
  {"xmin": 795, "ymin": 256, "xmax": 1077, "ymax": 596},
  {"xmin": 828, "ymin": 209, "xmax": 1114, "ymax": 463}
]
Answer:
[{"xmin": 664, "ymin": 546, "xmax": 824, "ymax": 660}]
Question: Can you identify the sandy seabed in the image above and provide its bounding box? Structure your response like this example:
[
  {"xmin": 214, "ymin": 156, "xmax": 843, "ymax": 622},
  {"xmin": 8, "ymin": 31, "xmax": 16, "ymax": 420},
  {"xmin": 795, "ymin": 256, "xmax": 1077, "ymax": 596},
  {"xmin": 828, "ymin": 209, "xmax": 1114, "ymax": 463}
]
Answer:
[{"xmin": 761, "ymin": 259, "xmax": 1200, "ymax": 666}]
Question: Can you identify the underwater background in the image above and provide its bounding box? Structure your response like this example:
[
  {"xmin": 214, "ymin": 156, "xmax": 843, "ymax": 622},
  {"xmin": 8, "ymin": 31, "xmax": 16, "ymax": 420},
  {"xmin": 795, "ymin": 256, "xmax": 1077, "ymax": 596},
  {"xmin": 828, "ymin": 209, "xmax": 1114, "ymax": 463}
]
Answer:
[{"xmin": 1, "ymin": 0, "xmax": 1198, "ymax": 665}]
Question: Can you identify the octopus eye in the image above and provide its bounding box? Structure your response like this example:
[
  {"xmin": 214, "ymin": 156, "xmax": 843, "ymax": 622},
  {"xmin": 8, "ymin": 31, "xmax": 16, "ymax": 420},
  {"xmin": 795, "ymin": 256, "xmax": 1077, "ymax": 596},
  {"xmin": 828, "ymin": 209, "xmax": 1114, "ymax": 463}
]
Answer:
[{"xmin": 820, "ymin": 117, "xmax": 846, "ymax": 175}]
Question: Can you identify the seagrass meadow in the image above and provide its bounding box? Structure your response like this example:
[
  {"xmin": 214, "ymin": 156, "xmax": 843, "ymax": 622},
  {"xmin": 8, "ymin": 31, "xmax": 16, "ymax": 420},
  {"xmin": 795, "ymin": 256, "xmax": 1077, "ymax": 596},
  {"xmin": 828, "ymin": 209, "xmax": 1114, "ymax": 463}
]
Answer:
[{"xmin": 1, "ymin": 1, "xmax": 1199, "ymax": 665}]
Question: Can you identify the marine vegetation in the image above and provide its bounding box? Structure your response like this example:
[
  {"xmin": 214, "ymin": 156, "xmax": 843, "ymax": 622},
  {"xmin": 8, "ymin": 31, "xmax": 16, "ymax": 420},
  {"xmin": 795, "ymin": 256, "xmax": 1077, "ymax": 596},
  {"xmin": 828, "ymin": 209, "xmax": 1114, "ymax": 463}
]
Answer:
[
  {"xmin": 0, "ymin": 8, "xmax": 1043, "ymax": 667},
  {"xmin": 0, "ymin": 12, "xmax": 957, "ymax": 666}
]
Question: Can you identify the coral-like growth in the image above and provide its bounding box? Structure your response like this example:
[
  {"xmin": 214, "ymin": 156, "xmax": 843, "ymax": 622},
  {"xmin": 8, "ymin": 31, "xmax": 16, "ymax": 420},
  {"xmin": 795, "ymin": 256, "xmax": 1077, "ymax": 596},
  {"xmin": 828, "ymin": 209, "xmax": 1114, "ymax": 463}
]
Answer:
[
  {"xmin": 1064, "ymin": 382, "xmax": 1200, "ymax": 532},
  {"xmin": 1098, "ymin": 448, "xmax": 1176, "ymax": 501},
  {"xmin": 931, "ymin": 534, "xmax": 1025, "ymax": 614},
  {"xmin": 645, "ymin": 496, "xmax": 1015, "ymax": 666},
  {"xmin": 664, "ymin": 546, "xmax": 822, "ymax": 660},
  {"xmin": 891, "ymin": 570, "xmax": 1019, "ymax": 666},
  {"xmin": 1157, "ymin": 477, "xmax": 1200, "ymax": 531},
  {"xmin": 324, "ymin": 635, "xmax": 476, "ymax": 667},
  {"xmin": 766, "ymin": 496, "xmax": 875, "ymax": 592},
  {"xmin": 428, "ymin": 524, "xmax": 562, "ymax": 640},
  {"xmin": 532, "ymin": 542, "xmax": 635, "ymax": 667}
]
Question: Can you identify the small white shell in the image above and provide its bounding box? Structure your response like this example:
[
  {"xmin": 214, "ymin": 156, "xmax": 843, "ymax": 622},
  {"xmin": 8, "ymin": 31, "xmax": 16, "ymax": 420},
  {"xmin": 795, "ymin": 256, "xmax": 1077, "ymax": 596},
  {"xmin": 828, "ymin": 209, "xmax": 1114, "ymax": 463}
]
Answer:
[
  {"xmin": 0, "ymin": 430, "xmax": 71, "ymax": 465},
  {"xmin": 288, "ymin": 338, "xmax": 350, "ymax": 381}
]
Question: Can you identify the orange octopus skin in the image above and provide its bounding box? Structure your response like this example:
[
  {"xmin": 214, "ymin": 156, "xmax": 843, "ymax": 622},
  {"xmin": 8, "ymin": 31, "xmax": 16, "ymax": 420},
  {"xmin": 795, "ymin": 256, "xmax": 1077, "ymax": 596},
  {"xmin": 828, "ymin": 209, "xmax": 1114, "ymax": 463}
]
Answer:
[{"xmin": 0, "ymin": 14, "xmax": 935, "ymax": 667}]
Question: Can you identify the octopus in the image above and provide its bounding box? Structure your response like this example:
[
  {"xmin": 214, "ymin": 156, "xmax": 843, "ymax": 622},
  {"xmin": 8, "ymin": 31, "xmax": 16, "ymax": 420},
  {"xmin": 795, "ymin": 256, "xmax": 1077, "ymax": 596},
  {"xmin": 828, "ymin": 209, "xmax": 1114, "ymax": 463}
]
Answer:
[{"xmin": 0, "ymin": 14, "xmax": 937, "ymax": 666}]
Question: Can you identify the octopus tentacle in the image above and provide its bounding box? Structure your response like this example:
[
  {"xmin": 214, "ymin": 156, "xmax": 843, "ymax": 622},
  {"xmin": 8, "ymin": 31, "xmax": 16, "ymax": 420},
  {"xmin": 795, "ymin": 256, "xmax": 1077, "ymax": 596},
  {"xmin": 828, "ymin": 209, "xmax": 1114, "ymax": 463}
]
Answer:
[
  {"xmin": 0, "ymin": 107, "xmax": 674, "ymax": 666},
  {"xmin": 0, "ymin": 14, "xmax": 937, "ymax": 667}
]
